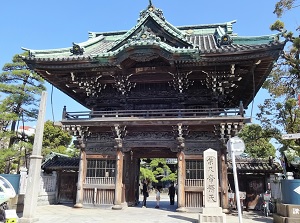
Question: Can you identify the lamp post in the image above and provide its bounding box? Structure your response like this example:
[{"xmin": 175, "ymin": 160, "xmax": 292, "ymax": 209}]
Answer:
[{"xmin": 227, "ymin": 136, "xmax": 245, "ymax": 223}]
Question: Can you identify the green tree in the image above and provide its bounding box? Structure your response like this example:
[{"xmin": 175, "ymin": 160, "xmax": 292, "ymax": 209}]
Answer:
[
  {"xmin": 263, "ymin": 0, "xmax": 299, "ymax": 100},
  {"xmin": 0, "ymin": 98, "xmax": 17, "ymax": 149},
  {"xmin": 140, "ymin": 158, "xmax": 177, "ymax": 183},
  {"xmin": 274, "ymin": 0, "xmax": 300, "ymax": 17},
  {"xmin": 0, "ymin": 148, "xmax": 16, "ymax": 173},
  {"xmin": 256, "ymin": 1, "xmax": 300, "ymax": 159},
  {"xmin": 238, "ymin": 124, "xmax": 276, "ymax": 158},
  {"xmin": 140, "ymin": 167, "xmax": 156, "ymax": 183},
  {"xmin": 257, "ymin": 98, "xmax": 300, "ymax": 156},
  {"xmin": 0, "ymin": 52, "xmax": 46, "ymax": 173},
  {"xmin": 42, "ymin": 120, "xmax": 73, "ymax": 156},
  {"xmin": 0, "ymin": 52, "xmax": 46, "ymax": 147}
]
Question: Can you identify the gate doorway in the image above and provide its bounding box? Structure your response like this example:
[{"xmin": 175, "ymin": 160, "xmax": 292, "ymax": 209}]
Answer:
[
  {"xmin": 58, "ymin": 172, "xmax": 78, "ymax": 204},
  {"xmin": 123, "ymin": 147, "xmax": 178, "ymax": 208},
  {"xmin": 122, "ymin": 147, "xmax": 204, "ymax": 211}
]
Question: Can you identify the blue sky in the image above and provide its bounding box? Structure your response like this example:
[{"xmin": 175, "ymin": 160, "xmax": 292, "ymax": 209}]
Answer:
[{"xmin": 0, "ymin": 0, "xmax": 299, "ymax": 127}]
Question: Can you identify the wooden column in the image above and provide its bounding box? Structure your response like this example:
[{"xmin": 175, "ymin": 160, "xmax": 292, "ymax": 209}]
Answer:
[
  {"xmin": 124, "ymin": 156, "xmax": 140, "ymax": 206},
  {"xmin": 112, "ymin": 149, "xmax": 123, "ymax": 210},
  {"xmin": 124, "ymin": 153, "xmax": 139, "ymax": 206},
  {"xmin": 74, "ymin": 148, "xmax": 85, "ymax": 208},
  {"xmin": 220, "ymin": 149, "xmax": 229, "ymax": 210},
  {"xmin": 176, "ymin": 150, "xmax": 186, "ymax": 212}
]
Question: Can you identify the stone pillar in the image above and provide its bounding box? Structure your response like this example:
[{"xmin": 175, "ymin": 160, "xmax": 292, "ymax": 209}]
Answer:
[
  {"xmin": 19, "ymin": 167, "xmax": 28, "ymax": 195},
  {"xmin": 199, "ymin": 148, "xmax": 226, "ymax": 223},
  {"xmin": 74, "ymin": 148, "xmax": 85, "ymax": 208},
  {"xmin": 220, "ymin": 149, "xmax": 228, "ymax": 210},
  {"xmin": 19, "ymin": 91, "xmax": 47, "ymax": 223},
  {"xmin": 176, "ymin": 150, "xmax": 186, "ymax": 212},
  {"xmin": 112, "ymin": 148, "xmax": 123, "ymax": 210}
]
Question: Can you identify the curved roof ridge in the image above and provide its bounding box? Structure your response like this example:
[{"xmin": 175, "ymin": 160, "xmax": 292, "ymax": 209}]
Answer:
[
  {"xmin": 177, "ymin": 20, "xmax": 237, "ymax": 29},
  {"xmin": 78, "ymin": 34, "xmax": 105, "ymax": 48},
  {"xmin": 150, "ymin": 12, "xmax": 191, "ymax": 44},
  {"xmin": 215, "ymin": 26, "xmax": 226, "ymax": 37},
  {"xmin": 21, "ymin": 47, "xmax": 71, "ymax": 56},
  {"xmin": 106, "ymin": 13, "xmax": 149, "ymax": 52},
  {"xmin": 233, "ymin": 33, "xmax": 279, "ymax": 39},
  {"xmin": 106, "ymin": 10, "xmax": 193, "ymax": 53},
  {"xmin": 99, "ymin": 40, "xmax": 198, "ymax": 59},
  {"xmin": 177, "ymin": 20, "xmax": 236, "ymax": 34},
  {"xmin": 21, "ymin": 35, "xmax": 105, "ymax": 56},
  {"xmin": 232, "ymin": 34, "xmax": 281, "ymax": 46}
]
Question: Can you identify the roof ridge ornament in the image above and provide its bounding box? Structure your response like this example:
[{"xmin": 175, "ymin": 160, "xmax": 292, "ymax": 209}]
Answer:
[
  {"xmin": 70, "ymin": 42, "xmax": 84, "ymax": 55},
  {"xmin": 218, "ymin": 34, "xmax": 233, "ymax": 46},
  {"xmin": 129, "ymin": 25, "xmax": 161, "ymax": 42},
  {"xmin": 139, "ymin": 0, "xmax": 165, "ymax": 21},
  {"xmin": 149, "ymin": 0, "xmax": 153, "ymax": 7}
]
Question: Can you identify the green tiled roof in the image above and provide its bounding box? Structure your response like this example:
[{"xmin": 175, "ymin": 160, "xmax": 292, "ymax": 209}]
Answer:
[{"xmin": 22, "ymin": 4, "xmax": 283, "ymax": 62}]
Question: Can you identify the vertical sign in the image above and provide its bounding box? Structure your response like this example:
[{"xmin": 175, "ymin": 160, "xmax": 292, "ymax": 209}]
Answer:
[{"xmin": 204, "ymin": 148, "xmax": 219, "ymax": 207}]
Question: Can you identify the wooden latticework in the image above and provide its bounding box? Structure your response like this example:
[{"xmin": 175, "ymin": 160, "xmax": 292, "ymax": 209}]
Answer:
[
  {"xmin": 185, "ymin": 191, "xmax": 204, "ymax": 207},
  {"xmin": 83, "ymin": 188, "xmax": 114, "ymax": 205}
]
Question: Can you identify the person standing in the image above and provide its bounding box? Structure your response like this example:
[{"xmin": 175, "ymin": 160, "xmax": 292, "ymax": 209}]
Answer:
[
  {"xmin": 155, "ymin": 187, "xmax": 161, "ymax": 208},
  {"xmin": 168, "ymin": 182, "xmax": 176, "ymax": 205},
  {"xmin": 142, "ymin": 179, "xmax": 149, "ymax": 208}
]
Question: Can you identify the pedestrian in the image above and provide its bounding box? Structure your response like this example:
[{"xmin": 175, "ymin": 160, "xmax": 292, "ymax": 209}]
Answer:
[
  {"xmin": 155, "ymin": 187, "xmax": 161, "ymax": 208},
  {"xmin": 142, "ymin": 179, "xmax": 149, "ymax": 208},
  {"xmin": 175, "ymin": 183, "xmax": 178, "ymax": 203},
  {"xmin": 168, "ymin": 182, "xmax": 176, "ymax": 205}
]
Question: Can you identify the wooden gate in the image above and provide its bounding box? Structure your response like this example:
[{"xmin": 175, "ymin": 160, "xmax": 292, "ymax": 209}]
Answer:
[
  {"xmin": 185, "ymin": 160, "xmax": 204, "ymax": 208},
  {"xmin": 58, "ymin": 172, "xmax": 78, "ymax": 204},
  {"xmin": 83, "ymin": 177, "xmax": 115, "ymax": 205},
  {"xmin": 82, "ymin": 159, "xmax": 116, "ymax": 206}
]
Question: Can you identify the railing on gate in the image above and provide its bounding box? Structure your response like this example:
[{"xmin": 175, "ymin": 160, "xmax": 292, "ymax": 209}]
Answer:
[
  {"xmin": 185, "ymin": 179, "xmax": 204, "ymax": 208},
  {"xmin": 83, "ymin": 177, "xmax": 115, "ymax": 205},
  {"xmin": 85, "ymin": 177, "xmax": 115, "ymax": 185},
  {"xmin": 63, "ymin": 108, "xmax": 244, "ymax": 120},
  {"xmin": 185, "ymin": 179, "xmax": 204, "ymax": 187}
]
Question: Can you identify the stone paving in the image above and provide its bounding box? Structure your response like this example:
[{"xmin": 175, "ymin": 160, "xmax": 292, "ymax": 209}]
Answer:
[{"xmin": 2, "ymin": 194, "xmax": 274, "ymax": 223}]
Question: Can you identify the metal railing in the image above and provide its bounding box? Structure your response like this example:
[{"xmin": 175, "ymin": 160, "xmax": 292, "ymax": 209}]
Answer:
[{"xmin": 63, "ymin": 108, "xmax": 244, "ymax": 120}]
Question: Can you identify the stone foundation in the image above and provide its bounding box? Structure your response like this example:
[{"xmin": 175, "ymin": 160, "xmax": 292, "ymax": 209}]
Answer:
[
  {"xmin": 274, "ymin": 203, "xmax": 300, "ymax": 223},
  {"xmin": 199, "ymin": 207, "xmax": 226, "ymax": 223}
]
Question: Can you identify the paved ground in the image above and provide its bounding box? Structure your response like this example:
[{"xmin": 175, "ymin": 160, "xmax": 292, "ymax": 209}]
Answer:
[{"xmin": 3, "ymin": 194, "xmax": 273, "ymax": 223}]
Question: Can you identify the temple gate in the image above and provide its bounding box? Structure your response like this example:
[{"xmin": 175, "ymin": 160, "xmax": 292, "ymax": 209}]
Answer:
[{"xmin": 22, "ymin": 2, "xmax": 284, "ymax": 212}]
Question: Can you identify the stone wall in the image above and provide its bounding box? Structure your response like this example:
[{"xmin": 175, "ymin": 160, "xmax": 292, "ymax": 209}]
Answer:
[{"xmin": 7, "ymin": 169, "xmax": 58, "ymax": 212}]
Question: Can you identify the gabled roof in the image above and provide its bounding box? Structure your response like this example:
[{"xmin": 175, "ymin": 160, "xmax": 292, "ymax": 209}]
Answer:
[
  {"xmin": 42, "ymin": 152, "xmax": 79, "ymax": 171},
  {"xmin": 21, "ymin": 3, "xmax": 283, "ymax": 63},
  {"xmin": 20, "ymin": 2, "xmax": 285, "ymax": 109}
]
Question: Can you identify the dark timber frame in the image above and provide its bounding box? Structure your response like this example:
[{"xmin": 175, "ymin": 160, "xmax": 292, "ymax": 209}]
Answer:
[{"xmin": 22, "ymin": 2, "xmax": 284, "ymax": 212}]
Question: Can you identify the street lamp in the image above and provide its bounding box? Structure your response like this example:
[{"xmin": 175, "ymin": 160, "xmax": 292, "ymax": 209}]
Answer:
[{"xmin": 227, "ymin": 136, "xmax": 245, "ymax": 223}]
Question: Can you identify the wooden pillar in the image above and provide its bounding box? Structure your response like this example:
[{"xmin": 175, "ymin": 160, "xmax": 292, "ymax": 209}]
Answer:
[
  {"xmin": 112, "ymin": 149, "xmax": 123, "ymax": 210},
  {"xmin": 124, "ymin": 156, "xmax": 140, "ymax": 206},
  {"xmin": 220, "ymin": 149, "xmax": 228, "ymax": 210},
  {"xmin": 176, "ymin": 150, "xmax": 186, "ymax": 212},
  {"xmin": 74, "ymin": 149, "xmax": 85, "ymax": 208},
  {"xmin": 124, "ymin": 153, "xmax": 139, "ymax": 206}
]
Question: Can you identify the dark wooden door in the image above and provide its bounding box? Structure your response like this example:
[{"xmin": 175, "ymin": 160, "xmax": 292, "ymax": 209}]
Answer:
[{"xmin": 58, "ymin": 172, "xmax": 78, "ymax": 204}]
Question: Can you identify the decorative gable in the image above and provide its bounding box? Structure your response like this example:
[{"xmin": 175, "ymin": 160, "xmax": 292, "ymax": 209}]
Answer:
[{"xmin": 108, "ymin": 3, "xmax": 193, "ymax": 53}]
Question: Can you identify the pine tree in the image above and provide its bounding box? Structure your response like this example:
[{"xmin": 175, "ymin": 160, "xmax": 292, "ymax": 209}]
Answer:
[{"xmin": 0, "ymin": 52, "xmax": 46, "ymax": 173}]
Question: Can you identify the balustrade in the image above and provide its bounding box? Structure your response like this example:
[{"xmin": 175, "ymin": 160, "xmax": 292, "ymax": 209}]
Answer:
[
  {"xmin": 64, "ymin": 108, "xmax": 243, "ymax": 120},
  {"xmin": 185, "ymin": 179, "xmax": 204, "ymax": 187},
  {"xmin": 85, "ymin": 177, "xmax": 115, "ymax": 185}
]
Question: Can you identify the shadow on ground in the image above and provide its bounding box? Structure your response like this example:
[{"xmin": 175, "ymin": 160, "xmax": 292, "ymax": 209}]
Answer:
[
  {"xmin": 229, "ymin": 210, "xmax": 273, "ymax": 223},
  {"xmin": 168, "ymin": 215, "xmax": 197, "ymax": 223}
]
